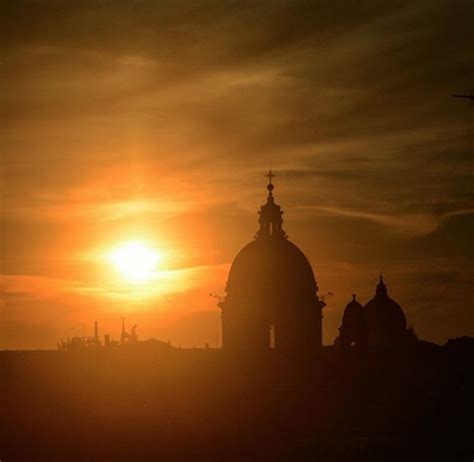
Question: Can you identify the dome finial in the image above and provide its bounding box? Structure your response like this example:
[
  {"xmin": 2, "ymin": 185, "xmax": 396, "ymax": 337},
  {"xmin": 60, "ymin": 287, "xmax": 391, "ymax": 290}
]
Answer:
[
  {"xmin": 376, "ymin": 272, "xmax": 388, "ymax": 297},
  {"xmin": 352, "ymin": 293, "xmax": 356, "ymax": 301},
  {"xmin": 265, "ymin": 169, "xmax": 276, "ymax": 196}
]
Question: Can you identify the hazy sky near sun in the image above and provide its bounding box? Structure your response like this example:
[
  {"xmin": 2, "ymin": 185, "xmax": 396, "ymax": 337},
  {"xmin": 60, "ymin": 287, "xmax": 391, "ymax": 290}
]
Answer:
[{"xmin": 1, "ymin": 0, "xmax": 473, "ymax": 348}]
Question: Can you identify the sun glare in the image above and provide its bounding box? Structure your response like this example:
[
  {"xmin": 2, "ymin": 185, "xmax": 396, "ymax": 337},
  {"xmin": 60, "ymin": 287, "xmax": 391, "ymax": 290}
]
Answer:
[{"xmin": 109, "ymin": 242, "xmax": 161, "ymax": 283}]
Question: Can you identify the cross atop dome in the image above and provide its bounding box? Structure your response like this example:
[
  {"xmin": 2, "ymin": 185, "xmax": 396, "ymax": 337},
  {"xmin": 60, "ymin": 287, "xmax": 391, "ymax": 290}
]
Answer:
[
  {"xmin": 265, "ymin": 169, "xmax": 276, "ymax": 183},
  {"xmin": 265, "ymin": 169, "xmax": 276, "ymax": 196}
]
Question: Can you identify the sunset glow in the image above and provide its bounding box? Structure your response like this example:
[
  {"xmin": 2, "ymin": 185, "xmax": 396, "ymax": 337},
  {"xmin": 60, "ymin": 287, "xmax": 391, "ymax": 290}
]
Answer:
[
  {"xmin": 2, "ymin": 3, "xmax": 472, "ymax": 460},
  {"xmin": 1, "ymin": 0, "xmax": 472, "ymax": 352},
  {"xmin": 109, "ymin": 242, "xmax": 161, "ymax": 284}
]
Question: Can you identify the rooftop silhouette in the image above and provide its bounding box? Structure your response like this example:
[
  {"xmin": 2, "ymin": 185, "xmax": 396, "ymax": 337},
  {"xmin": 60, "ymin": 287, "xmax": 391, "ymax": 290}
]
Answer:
[{"xmin": 2, "ymin": 172, "xmax": 472, "ymax": 461}]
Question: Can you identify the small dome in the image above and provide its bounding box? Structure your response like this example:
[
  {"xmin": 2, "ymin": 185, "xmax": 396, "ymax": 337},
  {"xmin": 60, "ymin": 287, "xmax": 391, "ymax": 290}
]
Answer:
[
  {"xmin": 337, "ymin": 294, "xmax": 367, "ymax": 348},
  {"xmin": 364, "ymin": 276, "xmax": 407, "ymax": 345},
  {"xmin": 342, "ymin": 294, "xmax": 364, "ymax": 326}
]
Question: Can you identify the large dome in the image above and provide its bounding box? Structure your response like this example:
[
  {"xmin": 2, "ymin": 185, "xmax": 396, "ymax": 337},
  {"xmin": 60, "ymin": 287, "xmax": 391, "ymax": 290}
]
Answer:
[
  {"xmin": 225, "ymin": 238, "xmax": 318, "ymax": 306},
  {"xmin": 220, "ymin": 170, "xmax": 325, "ymax": 353},
  {"xmin": 364, "ymin": 297, "xmax": 406, "ymax": 328}
]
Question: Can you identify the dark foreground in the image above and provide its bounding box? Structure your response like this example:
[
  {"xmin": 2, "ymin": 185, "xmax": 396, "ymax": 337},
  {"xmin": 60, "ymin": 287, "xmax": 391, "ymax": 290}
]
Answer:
[{"xmin": 1, "ymin": 340, "xmax": 473, "ymax": 461}]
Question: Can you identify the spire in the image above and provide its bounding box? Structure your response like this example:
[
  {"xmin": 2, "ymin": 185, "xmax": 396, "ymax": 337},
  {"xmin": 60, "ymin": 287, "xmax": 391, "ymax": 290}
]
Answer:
[
  {"xmin": 376, "ymin": 273, "xmax": 388, "ymax": 297},
  {"xmin": 256, "ymin": 170, "xmax": 286, "ymax": 239}
]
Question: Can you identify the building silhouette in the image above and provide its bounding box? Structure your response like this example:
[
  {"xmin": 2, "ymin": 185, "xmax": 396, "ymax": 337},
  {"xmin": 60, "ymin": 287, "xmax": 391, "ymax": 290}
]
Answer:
[
  {"xmin": 336, "ymin": 275, "xmax": 416, "ymax": 348},
  {"xmin": 337, "ymin": 294, "xmax": 368, "ymax": 349},
  {"xmin": 364, "ymin": 274, "xmax": 413, "ymax": 346},
  {"xmin": 219, "ymin": 171, "xmax": 326, "ymax": 354}
]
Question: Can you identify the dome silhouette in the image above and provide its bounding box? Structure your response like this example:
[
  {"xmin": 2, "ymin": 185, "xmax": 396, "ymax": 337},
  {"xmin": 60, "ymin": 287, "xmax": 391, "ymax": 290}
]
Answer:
[
  {"xmin": 220, "ymin": 171, "xmax": 325, "ymax": 354},
  {"xmin": 342, "ymin": 294, "xmax": 364, "ymax": 326},
  {"xmin": 337, "ymin": 294, "xmax": 367, "ymax": 348},
  {"xmin": 364, "ymin": 275, "xmax": 407, "ymax": 346},
  {"xmin": 226, "ymin": 238, "xmax": 319, "ymax": 308}
]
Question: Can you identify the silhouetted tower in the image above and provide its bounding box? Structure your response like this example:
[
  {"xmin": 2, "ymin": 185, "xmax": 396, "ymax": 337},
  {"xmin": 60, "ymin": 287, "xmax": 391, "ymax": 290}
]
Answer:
[
  {"xmin": 219, "ymin": 170, "xmax": 326, "ymax": 355},
  {"xmin": 120, "ymin": 317, "xmax": 128, "ymax": 345}
]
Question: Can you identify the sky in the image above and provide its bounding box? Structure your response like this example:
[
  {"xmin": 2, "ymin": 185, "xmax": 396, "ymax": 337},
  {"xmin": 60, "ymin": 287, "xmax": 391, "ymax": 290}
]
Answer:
[{"xmin": 1, "ymin": 0, "xmax": 473, "ymax": 349}]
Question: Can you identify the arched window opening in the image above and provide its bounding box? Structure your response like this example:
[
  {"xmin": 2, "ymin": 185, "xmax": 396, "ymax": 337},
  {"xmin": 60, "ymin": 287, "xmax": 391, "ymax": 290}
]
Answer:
[{"xmin": 269, "ymin": 324, "xmax": 275, "ymax": 349}]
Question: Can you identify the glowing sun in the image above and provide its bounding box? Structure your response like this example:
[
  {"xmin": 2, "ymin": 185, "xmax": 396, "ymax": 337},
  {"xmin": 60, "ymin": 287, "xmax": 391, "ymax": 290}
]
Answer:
[{"xmin": 109, "ymin": 241, "xmax": 161, "ymax": 283}]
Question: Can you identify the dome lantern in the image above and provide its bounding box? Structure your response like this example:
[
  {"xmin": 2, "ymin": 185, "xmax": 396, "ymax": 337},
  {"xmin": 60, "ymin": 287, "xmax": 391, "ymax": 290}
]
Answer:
[
  {"xmin": 376, "ymin": 273, "xmax": 388, "ymax": 297},
  {"xmin": 256, "ymin": 170, "xmax": 287, "ymax": 239}
]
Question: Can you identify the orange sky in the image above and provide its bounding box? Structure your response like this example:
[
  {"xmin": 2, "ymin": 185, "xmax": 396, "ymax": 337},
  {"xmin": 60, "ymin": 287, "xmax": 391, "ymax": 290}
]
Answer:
[{"xmin": 1, "ymin": 0, "xmax": 473, "ymax": 349}]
